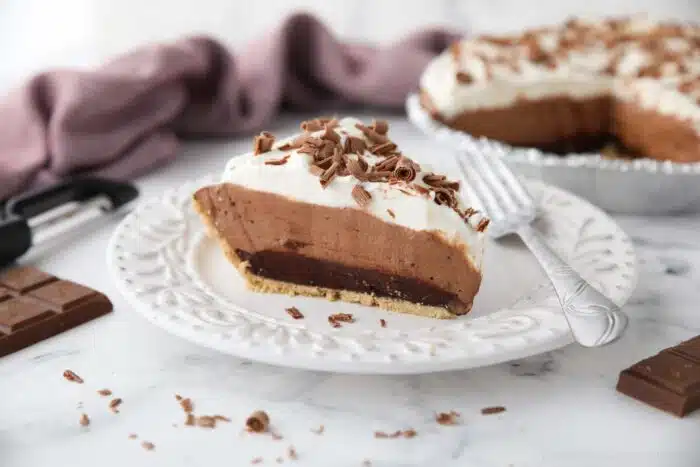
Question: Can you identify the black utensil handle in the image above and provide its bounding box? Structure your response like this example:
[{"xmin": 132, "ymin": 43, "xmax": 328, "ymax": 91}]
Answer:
[
  {"xmin": 4, "ymin": 177, "xmax": 139, "ymax": 219},
  {"xmin": 0, "ymin": 216, "xmax": 31, "ymax": 268}
]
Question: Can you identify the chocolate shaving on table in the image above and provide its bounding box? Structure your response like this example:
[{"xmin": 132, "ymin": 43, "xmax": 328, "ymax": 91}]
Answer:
[
  {"xmin": 369, "ymin": 141, "xmax": 397, "ymax": 156},
  {"xmin": 369, "ymin": 120, "xmax": 389, "ymax": 135},
  {"xmin": 380, "ymin": 318, "xmax": 387, "ymax": 327},
  {"xmin": 141, "ymin": 441, "xmax": 155, "ymax": 451},
  {"xmin": 286, "ymin": 306, "xmax": 304, "ymax": 320},
  {"xmin": 481, "ymin": 406, "xmax": 506, "ymax": 415},
  {"xmin": 246, "ymin": 410, "xmax": 270, "ymax": 433},
  {"xmin": 63, "ymin": 369, "xmax": 84, "ymax": 384},
  {"xmin": 351, "ymin": 184, "xmax": 372, "ymax": 208},
  {"xmin": 354, "ymin": 123, "xmax": 388, "ymax": 144},
  {"xmin": 253, "ymin": 131, "xmax": 275, "ymax": 155},
  {"xmin": 109, "ymin": 398, "xmax": 123, "ymax": 413},
  {"xmin": 393, "ymin": 156, "xmax": 418, "ymax": 182},
  {"xmin": 97, "ymin": 389, "xmax": 112, "ymax": 397},
  {"xmin": 79, "ymin": 413, "xmax": 90, "ymax": 427},
  {"xmin": 264, "ymin": 154, "xmax": 290, "ymax": 166},
  {"xmin": 435, "ymin": 411, "xmax": 460, "ymax": 425},
  {"xmin": 476, "ymin": 218, "xmax": 490, "ymax": 232}
]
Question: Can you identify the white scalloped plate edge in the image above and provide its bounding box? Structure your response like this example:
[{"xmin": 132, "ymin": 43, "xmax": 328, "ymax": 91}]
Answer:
[{"xmin": 106, "ymin": 175, "xmax": 638, "ymax": 374}]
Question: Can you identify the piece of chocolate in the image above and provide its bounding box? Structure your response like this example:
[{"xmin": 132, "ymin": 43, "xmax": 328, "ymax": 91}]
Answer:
[
  {"xmin": 616, "ymin": 336, "xmax": 700, "ymax": 417},
  {"xmin": 0, "ymin": 266, "xmax": 112, "ymax": 357}
]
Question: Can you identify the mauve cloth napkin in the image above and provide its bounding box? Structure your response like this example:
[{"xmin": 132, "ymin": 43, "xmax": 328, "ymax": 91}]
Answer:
[{"xmin": 0, "ymin": 12, "xmax": 460, "ymax": 201}]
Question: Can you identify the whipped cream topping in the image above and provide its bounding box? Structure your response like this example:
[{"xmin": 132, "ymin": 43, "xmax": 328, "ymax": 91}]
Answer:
[
  {"xmin": 221, "ymin": 118, "xmax": 486, "ymax": 266},
  {"xmin": 420, "ymin": 15, "xmax": 700, "ymax": 132}
]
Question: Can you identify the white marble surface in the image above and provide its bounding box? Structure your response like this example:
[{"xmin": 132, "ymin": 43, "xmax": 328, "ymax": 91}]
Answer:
[{"xmin": 1, "ymin": 115, "xmax": 700, "ymax": 467}]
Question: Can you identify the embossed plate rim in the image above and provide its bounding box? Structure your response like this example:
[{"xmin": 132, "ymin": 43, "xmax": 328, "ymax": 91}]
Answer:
[{"xmin": 106, "ymin": 175, "xmax": 637, "ymax": 374}]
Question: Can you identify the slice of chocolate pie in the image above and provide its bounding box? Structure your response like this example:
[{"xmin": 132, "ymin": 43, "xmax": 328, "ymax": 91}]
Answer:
[{"xmin": 193, "ymin": 117, "xmax": 488, "ymax": 319}]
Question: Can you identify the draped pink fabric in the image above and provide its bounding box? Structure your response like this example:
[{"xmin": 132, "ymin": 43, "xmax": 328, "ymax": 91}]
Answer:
[{"xmin": 0, "ymin": 13, "xmax": 460, "ymax": 200}]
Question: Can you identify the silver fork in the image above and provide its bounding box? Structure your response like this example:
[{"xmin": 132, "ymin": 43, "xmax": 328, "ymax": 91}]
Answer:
[{"xmin": 455, "ymin": 140, "xmax": 628, "ymax": 347}]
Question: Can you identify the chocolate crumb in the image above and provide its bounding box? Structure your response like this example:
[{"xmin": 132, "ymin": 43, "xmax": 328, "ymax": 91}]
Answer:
[
  {"xmin": 246, "ymin": 410, "xmax": 270, "ymax": 433},
  {"xmin": 311, "ymin": 424, "xmax": 325, "ymax": 435},
  {"xmin": 436, "ymin": 411, "xmax": 460, "ymax": 425},
  {"xmin": 328, "ymin": 313, "xmax": 354, "ymax": 328},
  {"xmin": 481, "ymin": 406, "xmax": 506, "ymax": 415},
  {"xmin": 79, "ymin": 413, "xmax": 90, "ymax": 427},
  {"xmin": 128, "ymin": 434, "xmax": 138, "ymax": 440},
  {"xmin": 351, "ymin": 184, "xmax": 372, "ymax": 208},
  {"xmin": 287, "ymin": 445, "xmax": 298, "ymax": 460},
  {"xmin": 264, "ymin": 155, "xmax": 291, "ymax": 166},
  {"xmin": 253, "ymin": 131, "xmax": 275, "ymax": 155},
  {"xmin": 476, "ymin": 218, "xmax": 490, "ymax": 233},
  {"xmin": 109, "ymin": 398, "xmax": 123, "ymax": 413},
  {"xmin": 251, "ymin": 458, "xmax": 263, "ymax": 465},
  {"xmin": 386, "ymin": 209, "xmax": 395, "ymax": 219},
  {"xmin": 63, "ymin": 369, "xmax": 83, "ymax": 384},
  {"xmin": 175, "ymin": 394, "xmax": 183, "ymax": 401},
  {"xmin": 141, "ymin": 441, "xmax": 155, "ymax": 451},
  {"xmin": 402, "ymin": 429, "xmax": 417, "ymax": 438},
  {"xmin": 380, "ymin": 319, "xmax": 387, "ymax": 328},
  {"xmin": 285, "ymin": 307, "xmax": 304, "ymax": 319},
  {"xmin": 185, "ymin": 413, "xmax": 196, "ymax": 426},
  {"xmin": 197, "ymin": 416, "xmax": 217, "ymax": 428},
  {"xmin": 180, "ymin": 398, "xmax": 194, "ymax": 413},
  {"xmin": 97, "ymin": 389, "xmax": 112, "ymax": 397}
]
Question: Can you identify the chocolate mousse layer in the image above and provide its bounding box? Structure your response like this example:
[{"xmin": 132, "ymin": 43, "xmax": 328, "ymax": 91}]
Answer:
[
  {"xmin": 422, "ymin": 90, "xmax": 700, "ymax": 161},
  {"xmin": 193, "ymin": 183, "xmax": 482, "ymax": 318}
]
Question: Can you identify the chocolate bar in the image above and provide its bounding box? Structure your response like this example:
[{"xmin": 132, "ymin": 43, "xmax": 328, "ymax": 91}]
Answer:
[
  {"xmin": 616, "ymin": 336, "xmax": 700, "ymax": 417},
  {"xmin": 0, "ymin": 266, "xmax": 112, "ymax": 357}
]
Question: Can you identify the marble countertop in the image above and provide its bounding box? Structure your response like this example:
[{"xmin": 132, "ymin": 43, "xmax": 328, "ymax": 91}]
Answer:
[{"xmin": 1, "ymin": 115, "xmax": 699, "ymax": 467}]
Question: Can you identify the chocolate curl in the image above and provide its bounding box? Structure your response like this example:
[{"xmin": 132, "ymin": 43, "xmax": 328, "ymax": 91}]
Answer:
[
  {"xmin": 393, "ymin": 156, "xmax": 418, "ymax": 182},
  {"xmin": 253, "ymin": 131, "xmax": 275, "ymax": 155},
  {"xmin": 343, "ymin": 136, "xmax": 367, "ymax": 155},
  {"xmin": 319, "ymin": 162, "xmax": 340, "ymax": 187},
  {"xmin": 264, "ymin": 154, "xmax": 290, "ymax": 166},
  {"xmin": 433, "ymin": 187, "xmax": 457, "ymax": 207},
  {"xmin": 369, "ymin": 141, "xmax": 398, "ymax": 156},
  {"xmin": 351, "ymin": 184, "xmax": 372, "ymax": 208},
  {"xmin": 423, "ymin": 173, "xmax": 459, "ymax": 190},
  {"xmin": 370, "ymin": 120, "xmax": 389, "ymax": 135},
  {"xmin": 346, "ymin": 157, "xmax": 369, "ymax": 181},
  {"xmin": 373, "ymin": 154, "xmax": 400, "ymax": 172},
  {"xmin": 355, "ymin": 123, "xmax": 388, "ymax": 144}
]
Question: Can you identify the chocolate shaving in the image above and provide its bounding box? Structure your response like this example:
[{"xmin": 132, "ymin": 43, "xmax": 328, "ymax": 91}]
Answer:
[
  {"xmin": 253, "ymin": 131, "xmax": 275, "ymax": 155},
  {"xmin": 79, "ymin": 413, "xmax": 90, "ymax": 427},
  {"xmin": 393, "ymin": 156, "xmax": 418, "ymax": 182},
  {"xmin": 264, "ymin": 155, "xmax": 290, "ymax": 166},
  {"xmin": 246, "ymin": 410, "xmax": 270, "ymax": 433},
  {"xmin": 435, "ymin": 411, "xmax": 460, "ymax": 425},
  {"xmin": 319, "ymin": 162, "xmax": 340, "ymax": 188},
  {"xmin": 369, "ymin": 141, "xmax": 397, "ymax": 156},
  {"xmin": 286, "ymin": 306, "xmax": 304, "ymax": 320},
  {"xmin": 476, "ymin": 218, "xmax": 490, "ymax": 232},
  {"xmin": 380, "ymin": 319, "xmax": 387, "ymax": 328},
  {"xmin": 373, "ymin": 155, "xmax": 400, "ymax": 172},
  {"xmin": 481, "ymin": 406, "xmax": 506, "ymax": 415},
  {"xmin": 180, "ymin": 398, "xmax": 194, "ymax": 413},
  {"xmin": 321, "ymin": 125, "xmax": 341, "ymax": 144},
  {"xmin": 386, "ymin": 209, "xmax": 395, "ymax": 219},
  {"xmin": 374, "ymin": 429, "xmax": 416, "ymax": 439},
  {"xmin": 109, "ymin": 398, "xmax": 123, "ymax": 413},
  {"xmin": 366, "ymin": 171, "xmax": 393, "ymax": 182},
  {"xmin": 433, "ymin": 187, "xmax": 457, "ymax": 207},
  {"xmin": 97, "ymin": 389, "xmax": 112, "ymax": 397},
  {"xmin": 351, "ymin": 185, "xmax": 372, "ymax": 208},
  {"xmin": 346, "ymin": 157, "xmax": 369, "ymax": 181},
  {"xmin": 185, "ymin": 413, "xmax": 195, "ymax": 426},
  {"xmin": 300, "ymin": 119, "xmax": 325, "ymax": 132},
  {"xmin": 63, "ymin": 369, "xmax": 83, "ymax": 384},
  {"xmin": 423, "ymin": 173, "xmax": 459, "ymax": 190},
  {"xmin": 343, "ymin": 136, "xmax": 367, "ymax": 155},
  {"xmin": 369, "ymin": 120, "xmax": 389, "ymax": 135},
  {"xmin": 355, "ymin": 123, "xmax": 388, "ymax": 144},
  {"xmin": 141, "ymin": 441, "xmax": 155, "ymax": 451}
]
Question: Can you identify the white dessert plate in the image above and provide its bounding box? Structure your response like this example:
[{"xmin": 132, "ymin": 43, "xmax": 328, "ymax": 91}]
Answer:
[
  {"xmin": 107, "ymin": 175, "xmax": 637, "ymax": 374},
  {"xmin": 406, "ymin": 94, "xmax": 700, "ymax": 215}
]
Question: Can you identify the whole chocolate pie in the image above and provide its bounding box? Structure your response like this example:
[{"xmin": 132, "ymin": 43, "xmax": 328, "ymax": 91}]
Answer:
[
  {"xmin": 193, "ymin": 117, "xmax": 488, "ymax": 319},
  {"xmin": 419, "ymin": 15, "xmax": 700, "ymax": 162}
]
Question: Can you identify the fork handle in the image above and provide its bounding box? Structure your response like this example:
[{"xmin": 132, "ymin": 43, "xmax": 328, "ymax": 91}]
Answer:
[{"xmin": 516, "ymin": 225, "xmax": 628, "ymax": 347}]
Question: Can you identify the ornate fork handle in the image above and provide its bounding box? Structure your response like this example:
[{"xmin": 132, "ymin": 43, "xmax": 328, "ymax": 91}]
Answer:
[{"xmin": 517, "ymin": 225, "xmax": 628, "ymax": 347}]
